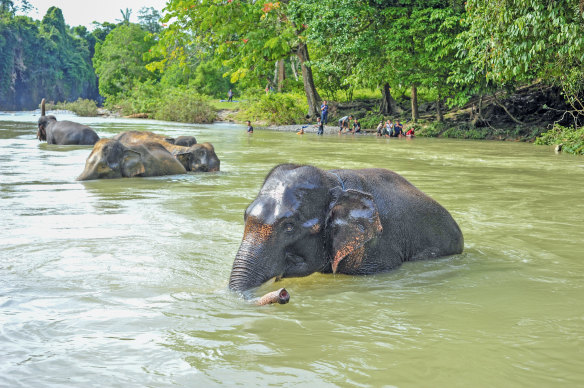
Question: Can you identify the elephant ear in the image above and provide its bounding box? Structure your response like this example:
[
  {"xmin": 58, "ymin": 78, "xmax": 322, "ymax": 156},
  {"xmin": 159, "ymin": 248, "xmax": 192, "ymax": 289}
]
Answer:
[
  {"xmin": 325, "ymin": 188, "xmax": 383, "ymax": 273},
  {"xmin": 121, "ymin": 149, "xmax": 145, "ymax": 177},
  {"xmin": 175, "ymin": 152, "xmax": 192, "ymax": 171}
]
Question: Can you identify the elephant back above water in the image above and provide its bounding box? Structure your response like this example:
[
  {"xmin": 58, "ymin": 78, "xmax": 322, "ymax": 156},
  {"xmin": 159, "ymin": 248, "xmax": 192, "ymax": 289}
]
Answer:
[
  {"xmin": 77, "ymin": 138, "xmax": 187, "ymax": 180},
  {"xmin": 114, "ymin": 131, "xmax": 220, "ymax": 172},
  {"xmin": 228, "ymin": 164, "xmax": 464, "ymax": 292},
  {"xmin": 37, "ymin": 99, "xmax": 100, "ymax": 145}
]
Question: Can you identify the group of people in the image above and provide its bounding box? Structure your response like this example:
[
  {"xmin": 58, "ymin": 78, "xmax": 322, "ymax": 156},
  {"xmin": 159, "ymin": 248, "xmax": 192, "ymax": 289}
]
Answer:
[
  {"xmin": 338, "ymin": 115, "xmax": 362, "ymax": 134},
  {"xmin": 245, "ymin": 97, "xmax": 415, "ymax": 137},
  {"xmin": 376, "ymin": 119, "xmax": 413, "ymax": 137}
]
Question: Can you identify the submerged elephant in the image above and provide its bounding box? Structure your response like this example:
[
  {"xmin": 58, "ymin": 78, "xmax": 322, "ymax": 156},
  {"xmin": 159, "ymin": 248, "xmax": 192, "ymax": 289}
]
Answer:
[
  {"xmin": 171, "ymin": 136, "xmax": 197, "ymax": 147},
  {"xmin": 37, "ymin": 99, "xmax": 100, "ymax": 145},
  {"xmin": 228, "ymin": 164, "xmax": 464, "ymax": 292},
  {"xmin": 113, "ymin": 131, "xmax": 219, "ymax": 172},
  {"xmin": 77, "ymin": 138, "xmax": 186, "ymax": 180}
]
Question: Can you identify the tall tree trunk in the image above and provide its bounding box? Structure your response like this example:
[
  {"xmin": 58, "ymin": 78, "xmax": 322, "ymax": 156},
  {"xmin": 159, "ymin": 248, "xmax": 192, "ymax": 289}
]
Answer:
[
  {"xmin": 436, "ymin": 94, "xmax": 443, "ymax": 122},
  {"xmin": 379, "ymin": 83, "xmax": 403, "ymax": 115},
  {"xmin": 471, "ymin": 94, "xmax": 484, "ymax": 127},
  {"xmin": 296, "ymin": 42, "xmax": 321, "ymax": 117},
  {"xmin": 290, "ymin": 56, "xmax": 299, "ymax": 81},
  {"xmin": 379, "ymin": 83, "xmax": 392, "ymax": 115},
  {"xmin": 277, "ymin": 59, "xmax": 285, "ymax": 92},
  {"xmin": 411, "ymin": 84, "xmax": 419, "ymax": 122}
]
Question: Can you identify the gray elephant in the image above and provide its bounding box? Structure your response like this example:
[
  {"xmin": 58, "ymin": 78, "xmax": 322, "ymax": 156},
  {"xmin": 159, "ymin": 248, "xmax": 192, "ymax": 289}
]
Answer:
[
  {"xmin": 171, "ymin": 136, "xmax": 197, "ymax": 147},
  {"xmin": 114, "ymin": 131, "xmax": 220, "ymax": 172},
  {"xmin": 37, "ymin": 99, "xmax": 100, "ymax": 145},
  {"xmin": 77, "ymin": 138, "xmax": 186, "ymax": 181},
  {"xmin": 228, "ymin": 164, "xmax": 463, "ymax": 292}
]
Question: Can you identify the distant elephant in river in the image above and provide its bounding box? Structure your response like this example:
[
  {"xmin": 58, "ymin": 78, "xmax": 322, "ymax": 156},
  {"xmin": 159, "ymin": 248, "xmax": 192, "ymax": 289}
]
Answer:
[
  {"xmin": 114, "ymin": 131, "xmax": 219, "ymax": 172},
  {"xmin": 77, "ymin": 138, "xmax": 187, "ymax": 180},
  {"xmin": 228, "ymin": 164, "xmax": 464, "ymax": 292},
  {"xmin": 171, "ymin": 136, "xmax": 197, "ymax": 147},
  {"xmin": 37, "ymin": 98, "xmax": 100, "ymax": 145}
]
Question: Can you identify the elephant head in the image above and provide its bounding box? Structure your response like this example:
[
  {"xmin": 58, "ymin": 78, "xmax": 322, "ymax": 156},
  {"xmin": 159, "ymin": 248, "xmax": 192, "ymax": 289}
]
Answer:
[
  {"xmin": 228, "ymin": 164, "xmax": 383, "ymax": 292},
  {"xmin": 175, "ymin": 142, "xmax": 220, "ymax": 172},
  {"xmin": 37, "ymin": 98, "xmax": 56, "ymax": 141},
  {"xmin": 77, "ymin": 139, "xmax": 147, "ymax": 181}
]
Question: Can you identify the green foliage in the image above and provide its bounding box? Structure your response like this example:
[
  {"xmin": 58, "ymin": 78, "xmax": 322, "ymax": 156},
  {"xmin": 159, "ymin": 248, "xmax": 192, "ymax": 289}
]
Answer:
[
  {"xmin": 106, "ymin": 80, "xmax": 161, "ymax": 115},
  {"xmin": 0, "ymin": 7, "xmax": 97, "ymax": 110},
  {"xmin": 55, "ymin": 98, "xmax": 98, "ymax": 116},
  {"xmin": 106, "ymin": 81, "xmax": 217, "ymax": 124},
  {"xmin": 157, "ymin": 0, "xmax": 322, "ymax": 115},
  {"xmin": 93, "ymin": 23, "xmax": 154, "ymax": 99},
  {"xmin": 359, "ymin": 112, "xmax": 386, "ymax": 130},
  {"xmin": 190, "ymin": 61, "xmax": 232, "ymax": 98},
  {"xmin": 153, "ymin": 88, "xmax": 217, "ymax": 123},
  {"xmin": 415, "ymin": 122, "xmax": 446, "ymax": 137},
  {"xmin": 137, "ymin": 6, "xmax": 162, "ymax": 34},
  {"xmin": 237, "ymin": 93, "xmax": 306, "ymax": 125},
  {"xmin": 535, "ymin": 124, "xmax": 584, "ymax": 155},
  {"xmin": 461, "ymin": 0, "xmax": 584, "ymax": 102},
  {"xmin": 416, "ymin": 122, "xmax": 490, "ymax": 139}
]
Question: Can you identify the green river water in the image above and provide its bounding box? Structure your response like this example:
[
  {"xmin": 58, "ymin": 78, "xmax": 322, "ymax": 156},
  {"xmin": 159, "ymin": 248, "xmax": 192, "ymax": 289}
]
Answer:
[{"xmin": 1, "ymin": 112, "xmax": 583, "ymax": 387}]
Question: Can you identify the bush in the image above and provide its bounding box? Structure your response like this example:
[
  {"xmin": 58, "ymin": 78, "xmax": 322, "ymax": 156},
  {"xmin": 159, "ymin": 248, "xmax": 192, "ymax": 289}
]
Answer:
[
  {"xmin": 416, "ymin": 122, "xmax": 490, "ymax": 139},
  {"xmin": 104, "ymin": 83, "xmax": 217, "ymax": 123},
  {"xmin": 56, "ymin": 98, "xmax": 99, "ymax": 116},
  {"xmin": 108, "ymin": 81, "xmax": 161, "ymax": 116},
  {"xmin": 237, "ymin": 93, "xmax": 306, "ymax": 125},
  {"xmin": 359, "ymin": 112, "xmax": 385, "ymax": 130},
  {"xmin": 416, "ymin": 122, "xmax": 446, "ymax": 137},
  {"xmin": 153, "ymin": 89, "xmax": 217, "ymax": 123},
  {"xmin": 535, "ymin": 124, "xmax": 584, "ymax": 155}
]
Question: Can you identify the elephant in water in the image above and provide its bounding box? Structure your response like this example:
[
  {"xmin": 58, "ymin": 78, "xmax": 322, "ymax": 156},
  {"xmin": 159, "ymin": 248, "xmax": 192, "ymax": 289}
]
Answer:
[
  {"xmin": 113, "ymin": 131, "xmax": 220, "ymax": 172},
  {"xmin": 171, "ymin": 136, "xmax": 197, "ymax": 147},
  {"xmin": 228, "ymin": 164, "xmax": 464, "ymax": 292},
  {"xmin": 77, "ymin": 138, "xmax": 187, "ymax": 181},
  {"xmin": 37, "ymin": 99, "xmax": 100, "ymax": 145}
]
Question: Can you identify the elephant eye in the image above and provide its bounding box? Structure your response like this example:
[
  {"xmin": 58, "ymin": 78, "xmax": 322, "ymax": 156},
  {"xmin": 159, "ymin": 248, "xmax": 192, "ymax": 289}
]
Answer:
[{"xmin": 284, "ymin": 223, "xmax": 295, "ymax": 233}]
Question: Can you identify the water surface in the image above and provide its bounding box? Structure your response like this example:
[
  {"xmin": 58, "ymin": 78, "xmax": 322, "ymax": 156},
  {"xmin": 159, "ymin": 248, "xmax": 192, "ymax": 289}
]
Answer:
[{"xmin": 1, "ymin": 112, "xmax": 583, "ymax": 387}]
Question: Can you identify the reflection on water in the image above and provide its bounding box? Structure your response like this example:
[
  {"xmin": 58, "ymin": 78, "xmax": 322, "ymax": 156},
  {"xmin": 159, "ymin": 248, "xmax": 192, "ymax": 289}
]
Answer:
[{"xmin": 1, "ymin": 113, "xmax": 583, "ymax": 387}]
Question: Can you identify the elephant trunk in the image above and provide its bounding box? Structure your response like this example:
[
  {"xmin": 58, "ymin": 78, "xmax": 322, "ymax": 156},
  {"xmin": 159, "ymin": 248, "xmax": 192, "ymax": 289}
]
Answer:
[
  {"xmin": 41, "ymin": 98, "xmax": 46, "ymax": 116},
  {"xmin": 229, "ymin": 241, "xmax": 270, "ymax": 292}
]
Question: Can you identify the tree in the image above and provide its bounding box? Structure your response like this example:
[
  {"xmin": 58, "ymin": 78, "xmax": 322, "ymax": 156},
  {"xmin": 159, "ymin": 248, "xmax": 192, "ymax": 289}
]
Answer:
[
  {"xmin": 119, "ymin": 8, "xmax": 132, "ymax": 25},
  {"xmin": 93, "ymin": 23, "xmax": 153, "ymax": 99},
  {"xmin": 138, "ymin": 6, "xmax": 162, "ymax": 34},
  {"xmin": 159, "ymin": 0, "xmax": 322, "ymax": 116},
  {"xmin": 0, "ymin": 0, "xmax": 31, "ymax": 16},
  {"xmin": 0, "ymin": 6, "xmax": 97, "ymax": 110},
  {"xmin": 462, "ymin": 0, "xmax": 584, "ymax": 125}
]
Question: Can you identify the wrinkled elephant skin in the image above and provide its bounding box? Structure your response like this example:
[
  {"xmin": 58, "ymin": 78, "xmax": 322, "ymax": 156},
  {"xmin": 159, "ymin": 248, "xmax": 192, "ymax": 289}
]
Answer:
[
  {"xmin": 36, "ymin": 99, "xmax": 99, "ymax": 145},
  {"xmin": 114, "ymin": 131, "xmax": 220, "ymax": 172},
  {"xmin": 77, "ymin": 138, "xmax": 187, "ymax": 180},
  {"xmin": 229, "ymin": 164, "xmax": 464, "ymax": 292}
]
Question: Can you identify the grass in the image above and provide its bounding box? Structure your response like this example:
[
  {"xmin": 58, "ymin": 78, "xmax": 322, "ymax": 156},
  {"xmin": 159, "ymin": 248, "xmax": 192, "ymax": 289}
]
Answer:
[{"xmin": 210, "ymin": 100, "xmax": 243, "ymax": 110}]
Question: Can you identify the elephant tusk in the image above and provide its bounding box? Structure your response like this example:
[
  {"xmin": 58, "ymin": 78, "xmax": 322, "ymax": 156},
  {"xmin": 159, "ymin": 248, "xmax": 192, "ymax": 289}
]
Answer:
[{"xmin": 255, "ymin": 288, "xmax": 290, "ymax": 306}]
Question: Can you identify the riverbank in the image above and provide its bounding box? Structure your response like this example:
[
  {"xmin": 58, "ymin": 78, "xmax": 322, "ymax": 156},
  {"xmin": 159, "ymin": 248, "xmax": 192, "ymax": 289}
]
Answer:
[{"xmin": 226, "ymin": 83, "xmax": 579, "ymax": 146}]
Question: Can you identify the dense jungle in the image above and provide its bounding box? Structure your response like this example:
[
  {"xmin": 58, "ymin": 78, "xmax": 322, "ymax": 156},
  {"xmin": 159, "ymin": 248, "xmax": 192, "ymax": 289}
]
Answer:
[{"xmin": 1, "ymin": 0, "xmax": 583, "ymax": 153}]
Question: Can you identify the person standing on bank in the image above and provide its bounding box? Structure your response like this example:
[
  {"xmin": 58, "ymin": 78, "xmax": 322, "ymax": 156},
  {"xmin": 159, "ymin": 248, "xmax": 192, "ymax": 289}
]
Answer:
[
  {"xmin": 227, "ymin": 89, "xmax": 233, "ymax": 102},
  {"xmin": 320, "ymin": 100, "xmax": 329, "ymax": 124}
]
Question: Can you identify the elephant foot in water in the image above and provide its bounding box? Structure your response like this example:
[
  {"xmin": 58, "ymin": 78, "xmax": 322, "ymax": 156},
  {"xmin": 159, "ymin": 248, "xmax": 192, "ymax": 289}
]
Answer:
[{"xmin": 256, "ymin": 288, "xmax": 290, "ymax": 306}]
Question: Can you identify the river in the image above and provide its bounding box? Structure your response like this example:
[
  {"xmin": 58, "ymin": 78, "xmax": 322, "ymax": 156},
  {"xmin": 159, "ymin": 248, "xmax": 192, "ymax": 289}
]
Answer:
[{"xmin": 1, "ymin": 112, "xmax": 583, "ymax": 387}]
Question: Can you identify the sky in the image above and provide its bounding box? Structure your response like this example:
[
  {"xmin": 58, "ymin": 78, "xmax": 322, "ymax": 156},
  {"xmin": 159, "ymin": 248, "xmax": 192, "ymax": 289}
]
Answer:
[{"xmin": 19, "ymin": 0, "xmax": 169, "ymax": 29}]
